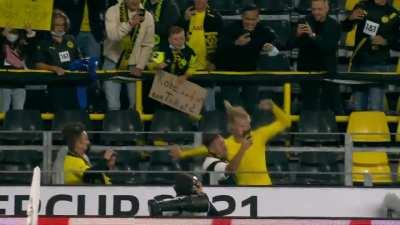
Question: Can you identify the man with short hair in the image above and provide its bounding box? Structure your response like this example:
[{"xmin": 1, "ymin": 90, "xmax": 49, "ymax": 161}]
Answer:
[
  {"xmin": 103, "ymin": 0, "xmax": 155, "ymax": 110},
  {"xmin": 201, "ymin": 133, "xmax": 250, "ymax": 185},
  {"xmin": 63, "ymin": 122, "xmax": 116, "ymax": 185},
  {"xmin": 215, "ymin": 4, "xmax": 280, "ymax": 114},
  {"xmin": 342, "ymin": 0, "xmax": 400, "ymax": 111},
  {"xmin": 292, "ymin": 0, "xmax": 343, "ymax": 114}
]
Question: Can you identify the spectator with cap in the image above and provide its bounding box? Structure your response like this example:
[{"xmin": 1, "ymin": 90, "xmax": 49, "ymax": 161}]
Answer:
[
  {"xmin": 142, "ymin": 0, "xmax": 181, "ymax": 48},
  {"xmin": 35, "ymin": 9, "xmax": 82, "ymax": 111},
  {"xmin": 102, "ymin": 0, "xmax": 155, "ymax": 111},
  {"xmin": 215, "ymin": 4, "xmax": 280, "ymax": 114},
  {"xmin": 342, "ymin": 0, "xmax": 400, "ymax": 111},
  {"xmin": 63, "ymin": 122, "xmax": 117, "ymax": 185},
  {"xmin": 0, "ymin": 26, "xmax": 37, "ymax": 112},
  {"xmin": 291, "ymin": 0, "xmax": 344, "ymax": 114},
  {"xmin": 200, "ymin": 133, "xmax": 250, "ymax": 185}
]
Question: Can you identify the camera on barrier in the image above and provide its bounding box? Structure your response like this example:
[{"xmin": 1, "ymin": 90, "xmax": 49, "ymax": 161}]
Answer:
[
  {"xmin": 148, "ymin": 173, "xmax": 212, "ymax": 216},
  {"xmin": 148, "ymin": 194, "xmax": 210, "ymax": 216}
]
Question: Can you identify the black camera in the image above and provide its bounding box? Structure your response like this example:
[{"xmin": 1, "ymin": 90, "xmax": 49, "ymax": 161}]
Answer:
[{"xmin": 148, "ymin": 194, "xmax": 210, "ymax": 216}]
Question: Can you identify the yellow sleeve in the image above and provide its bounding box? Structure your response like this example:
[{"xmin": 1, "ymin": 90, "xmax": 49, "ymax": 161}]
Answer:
[
  {"xmin": 180, "ymin": 145, "xmax": 208, "ymax": 159},
  {"xmin": 253, "ymin": 103, "xmax": 292, "ymax": 144},
  {"xmin": 185, "ymin": 54, "xmax": 198, "ymax": 76}
]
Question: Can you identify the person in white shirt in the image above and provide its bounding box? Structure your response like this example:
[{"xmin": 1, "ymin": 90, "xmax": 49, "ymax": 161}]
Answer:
[{"xmin": 201, "ymin": 133, "xmax": 250, "ymax": 185}]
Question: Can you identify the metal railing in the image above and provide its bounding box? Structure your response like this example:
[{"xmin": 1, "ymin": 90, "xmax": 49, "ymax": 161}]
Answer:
[{"xmin": 0, "ymin": 131, "xmax": 399, "ymax": 187}]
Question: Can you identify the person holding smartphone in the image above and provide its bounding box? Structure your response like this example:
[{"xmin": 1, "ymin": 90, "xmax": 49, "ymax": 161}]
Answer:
[
  {"xmin": 215, "ymin": 4, "xmax": 280, "ymax": 115},
  {"xmin": 290, "ymin": 0, "xmax": 343, "ymax": 114},
  {"xmin": 170, "ymin": 99, "xmax": 291, "ymax": 186},
  {"xmin": 342, "ymin": 0, "xmax": 400, "ymax": 111},
  {"xmin": 102, "ymin": 0, "xmax": 155, "ymax": 111}
]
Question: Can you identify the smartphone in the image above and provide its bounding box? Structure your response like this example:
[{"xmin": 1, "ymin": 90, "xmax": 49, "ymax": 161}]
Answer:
[
  {"xmin": 244, "ymin": 129, "xmax": 252, "ymax": 139},
  {"xmin": 138, "ymin": 8, "xmax": 145, "ymax": 17},
  {"xmin": 298, "ymin": 18, "xmax": 307, "ymax": 26}
]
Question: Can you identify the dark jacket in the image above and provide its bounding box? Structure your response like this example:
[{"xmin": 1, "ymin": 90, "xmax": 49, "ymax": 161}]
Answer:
[
  {"xmin": 293, "ymin": 15, "xmax": 340, "ymax": 73},
  {"xmin": 342, "ymin": 0, "xmax": 400, "ymax": 65},
  {"xmin": 150, "ymin": 43, "xmax": 197, "ymax": 76},
  {"xmin": 34, "ymin": 34, "xmax": 81, "ymax": 69},
  {"xmin": 176, "ymin": 7, "xmax": 223, "ymax": 63},
  {"xmin": 215, "ymin": 21, "xmax": 277, "ymax": 71},
  {"xmin": 143, "ymin": 0, "xmax": 181, "ymax": 46},
  {"xmin": 54, "ymin": 0, "xmax": 108, "ymax": 43}
]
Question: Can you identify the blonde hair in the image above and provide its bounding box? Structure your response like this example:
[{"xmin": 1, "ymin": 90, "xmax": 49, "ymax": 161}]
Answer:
[{"xmin": 224, "ymin": 100, "xmax": 251, "ymax": 131}]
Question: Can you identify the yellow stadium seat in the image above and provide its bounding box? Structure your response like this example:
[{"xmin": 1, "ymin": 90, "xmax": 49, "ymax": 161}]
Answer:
[
  {"xmin": 347, "ymin": 111, "xmax": 390, "ymax": 142},
  {"xmin": 347, "ymin": 112, "xmax": 392, "ymax": 184},
  {"xmin": 394, "ymin": 0, "xmax": 400, "ymax": 10},
  {"xmin": 353, "ymin": 152, "xmax": 392, "ymax": 183},
  {"xmin": 345, "ymin": 0, "xmax": 360, "ymax": 11}
]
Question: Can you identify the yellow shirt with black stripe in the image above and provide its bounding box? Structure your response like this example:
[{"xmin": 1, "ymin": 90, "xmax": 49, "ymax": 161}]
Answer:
[
  {"xmin": 64, "ymin": 152, "xmax": 111, "ymax": 185},
  {"xmin": 180, "ymin": 104, "xmax": 291, "ymax": 185},
  {"xmin": 149, "ymin": 44, "xmax": 198, "ymax": 76}
]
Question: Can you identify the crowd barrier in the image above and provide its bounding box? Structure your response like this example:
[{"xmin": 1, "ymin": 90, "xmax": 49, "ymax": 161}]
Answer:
[
  {"xmin": 0, "ymin": 217, "xmax": 399, "ymax": 225},
  {"xmin": 0, "ymin": 69, "xmax": 400, "ymax": 122}
]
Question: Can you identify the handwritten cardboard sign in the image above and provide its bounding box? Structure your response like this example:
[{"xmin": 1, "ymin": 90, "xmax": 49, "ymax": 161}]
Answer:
[
  {"xmin": 149, "ymin": 71, "xmax": 207, "ymax": 116},
  {"xmin": 0, "ymin": 0, "xmax": 54, "ymax": 30}
]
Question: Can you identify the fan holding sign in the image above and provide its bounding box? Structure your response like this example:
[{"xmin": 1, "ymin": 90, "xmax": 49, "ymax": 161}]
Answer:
[{"xmin": 148, "ymin": 26, "xmax": 207, "ymax": 116}]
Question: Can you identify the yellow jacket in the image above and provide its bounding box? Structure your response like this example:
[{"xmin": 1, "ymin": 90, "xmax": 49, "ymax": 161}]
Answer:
[
  {"xmin": 64, "ymin": 152, "xmax": 111, "ymax": 185},
  {"xmin": 181, "ymin": 104, "xmax": 291, "ymax": 185}
]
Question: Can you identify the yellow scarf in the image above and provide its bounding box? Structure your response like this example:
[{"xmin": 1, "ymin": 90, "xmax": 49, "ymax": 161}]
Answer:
[{"xmin": 118, "ymin": 2, "xmax": 141, "ymax": 69}]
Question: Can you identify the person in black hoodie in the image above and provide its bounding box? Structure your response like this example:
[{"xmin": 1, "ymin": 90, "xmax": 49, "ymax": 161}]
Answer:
[
  {"xmin": 215, "ymin": 4, "xmax": 280, "ymax": 114},
  {"xmin": 342, "ymin": 0, "xmax": 400, "ymax": 111},
  {"xmin": 292, "ymin": 0, "xmax": 343, "ymax": 114}
]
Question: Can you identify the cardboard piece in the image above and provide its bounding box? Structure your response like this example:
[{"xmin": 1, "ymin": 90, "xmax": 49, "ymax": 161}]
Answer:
[
  {"xmin": 0, "ymin": 0, "xmax": 54, "ymax": 31},
  {"xmin": 149, "ymin": 71, "xmax": 207, "ymax": 116}
]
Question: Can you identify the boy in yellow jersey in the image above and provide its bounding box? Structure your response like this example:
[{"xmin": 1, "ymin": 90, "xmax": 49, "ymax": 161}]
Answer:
[
  {"xmin": 63, "ymin": 122, "xmax": 116, "ymax": 185},
  {"xmin": 170, "ymin": 100, "xmax": 291, "ymax": 185}
]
